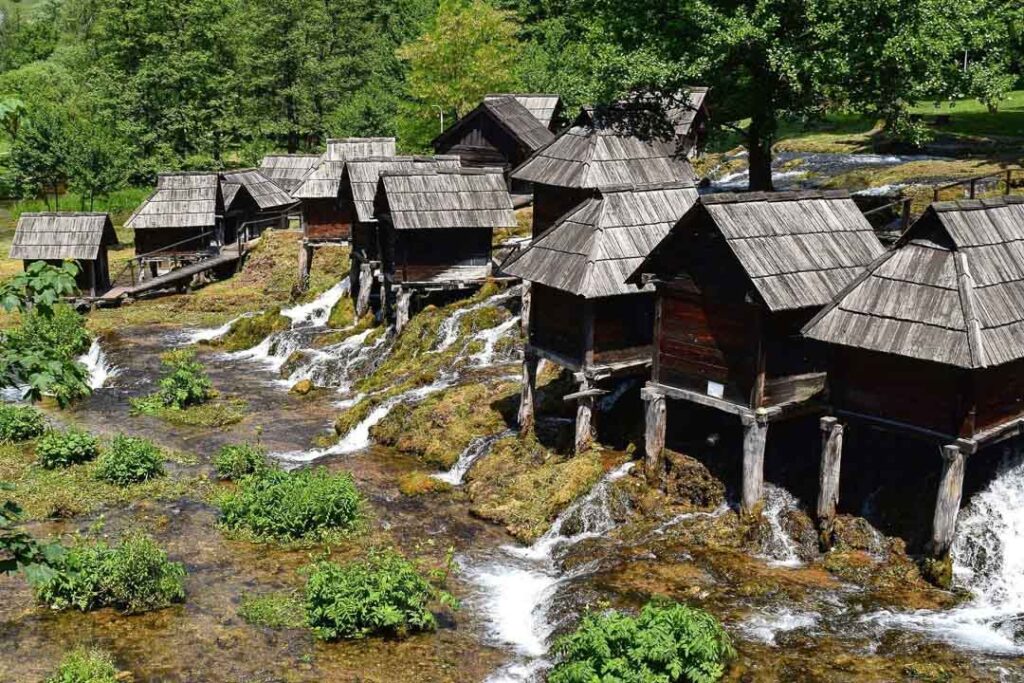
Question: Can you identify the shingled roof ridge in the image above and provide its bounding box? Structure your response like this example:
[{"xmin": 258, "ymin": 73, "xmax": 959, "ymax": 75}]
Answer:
[
  {"xmin": 326, "ymin": 136, "xmax": 396, "ymax": 143},
  {"xmin": 485, "ymin": 92, "xmax": 560, "ymax": 98},
  {"xmin": 262, "ymin": 153, "xmax": 320, "ymax": 158},
  {"xmin": 597, "ymin": 180, "xmax": 696, "ymax": 194},
  {"xmin": 933, "ymin": 195, "xmax": 1024, "ymax": 212},
  {"xmin": 157, "ymin": 170, "xmax": 220, "ymax": 177},
  {"xmin": 702, "ymin": 189, "xmax": 850, "ymax": 205},
  {"xmin": 20, "ymin": 211, "xmax": 109, "ymax": 218},
  {"xmin": 380, "ymin": 166, "xmax": 503, "ymax": 178}
]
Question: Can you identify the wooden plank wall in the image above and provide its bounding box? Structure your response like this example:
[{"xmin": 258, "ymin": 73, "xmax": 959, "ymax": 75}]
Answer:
[
  {"xmin": 974, "ymin": 360, "xmax": 1024, "ymax": 433},
  {"xmin": 530, "ymin": 284, "xmax": 585, "ymax": 364},
  {"xmin": 135, "ymin": 227, "xmax": 213, "ymax": 256},
  {"xmin": 304, "ymin": 198, "xmax": 353, "ymax": 240},
  {"xmin": 532, "ymin": 184, "xmax": 593, "ymax": 237},
  {"xmin": 592, "ymin": 293, "xmax": 656, "ymax": 364},
  {"xmin": 389, "ymin": 228, "xmax": 492, "ymax": 283}
]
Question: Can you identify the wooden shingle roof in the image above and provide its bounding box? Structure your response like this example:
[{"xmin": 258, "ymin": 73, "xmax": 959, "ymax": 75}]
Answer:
[
  {"xmin": 579, "ymin": 88, "xmax": 710, "ymax": 139},
  {"xmin": 10, "ymin": 213, "xmax": 118, "ymax": 261},
  {"xmin": 125, "ymin": 173, "xmax": 221, "ymax": 231},
  {"xmin": 804, "ymin": 196, "xmax": 1024, "ymax": 369},
  {"xmin": 222, "ymin": 169, "xmax": 295, "ymax": 211},
  {"xmin": 374, "ymin": 167, "xmax": 516, "ymax": 231},
  {"xmin": 342, "ymin": 155, "xmax": 461, "ymax": 223},
  {"xmin": 510, "ymin": 112, "xmax": 696, "ymax": 190},
  {"xmin": 293, "ymin": 138, "xmax": 397, "ymax": 199},
  {"xmin": 486, "ymin": 93, "xmax": 561, "ymax": 129},
  {"xmin": 504, "ymin": 182, "xmax": 699, "ymax": 298},
  {"xmin": 258, "ymin": 154, "xmax": 320, "ymax": 194},
  {"xmin": 433, "ymin": 97, "xmax": 555, "ymax": 153}
]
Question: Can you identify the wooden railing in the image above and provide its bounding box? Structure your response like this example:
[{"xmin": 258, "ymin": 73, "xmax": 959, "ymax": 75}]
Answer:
[{"xmin": 932, "ymin": 168, "xmax": 1021, "ymax": 202}]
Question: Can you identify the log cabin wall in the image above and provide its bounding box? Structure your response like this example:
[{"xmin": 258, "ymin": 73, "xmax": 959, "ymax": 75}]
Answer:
[
  {"xmin": 351, "ymin": 222, "xmax": 379, "ymax": 262},
  {"xmin": 436, "ymin": 114, "xmax": 521, "ymax": 171},
  {"xmin": 303, "ymin": 198, "xmax": 353, "ymax": 241},
  {"xmin": 973, "ymin": 359, "xmax": 1024, "ymax": 434},
  {"xmin": 529, "ymin": 283, "xmax": 585, "ymax": 365},
  {"xmin": 386, "ymin": 227, "xmax": 493, "ymax": 284},
  {"xmin": 655, "ymin": 282, "xmax": 760, "ymax": 405},
  {"xmin": 592, "ymin": 293, "xmax": 656, "ymax": 365},
  {"xmin": 134, "ymin": 227, "xmax": 214, "ymax": 256},
  {"xmin": 532, "ymin": 184, "xmax": 593, "ymax": 237},
  {"xmin": 830, "ymin": 347, "xmax": 968, "ymax": 438}
]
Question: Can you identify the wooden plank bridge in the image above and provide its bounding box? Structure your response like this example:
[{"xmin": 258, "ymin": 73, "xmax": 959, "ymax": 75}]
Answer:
[{"xmin": 100, "ymin": 241, "xmax": 248, "ymax": 303}]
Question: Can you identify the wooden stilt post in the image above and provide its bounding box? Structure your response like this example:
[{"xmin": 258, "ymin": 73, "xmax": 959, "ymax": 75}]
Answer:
[
  {"xmin": 643, "ymin": 389, "xmax": 668, "ymax": 484},
  {"xmin": 816, "ymin": 416, "xmax": 844, "ymax": 550},
  {"xmin": 148, "ymin": 262, "xmax": 159, "ymax": 280},
  {"xmin": 395, "ymin": 288, "xmax": 413, "ymax": 334},
  {"xmin": 297, "ymin": 242, "xmax": 314, "ymax": 291},
  {"xmin": 521, "ymin": 281, "xmax": 532, "ymax": 340},
  {"xmin": 929, "ymin": 444, "xmax": 967, "ymax": 558},
  {"xmin": 740, "ymin": 414, "xmax": 768, "ymax": 516},
  {"xmin": 574, "ymin": 378, "xmax": 596, "ymax": 454},
  {"xmin": 356, "ymin": 262, "xmax": 373, "ymax": 318},
  {"xmin": 518, "ymin": 351, "xmax": 538, "ymax": 433}
]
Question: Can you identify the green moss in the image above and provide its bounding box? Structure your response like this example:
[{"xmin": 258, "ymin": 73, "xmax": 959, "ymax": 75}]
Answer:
[
  {"xmin": 0, "ymin": 442, "xmax": 211, "ymax": 521},
  {"xmin": 216, "ymin": 309, "xmax": 290, "ymax": 352},
  {"xmin": 327, "ymin": 296, "xmax": 356, "ymax": 329},
  {"xmin": 398, "ymin": 471, "xmax": 452, "ymax": 496},
  {"xmin": 239, "ymin": 591, "xmax": 306, "ymax": 629},
  {"xmin": 136, "ymin": 397, "xmax": 248, "ymax": 428},
  {"xmin": 371, "ymin": 381, "xmax": 516, "ymax": 469},
  {"xmin": 465, "ymin": 434, "xmax": 621, "ymax": 543}
]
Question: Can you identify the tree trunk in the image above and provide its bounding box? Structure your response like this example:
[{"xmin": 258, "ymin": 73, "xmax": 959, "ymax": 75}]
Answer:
[{"xmin": 746, "ymin": 108, "xmax": 775, "ymax": 192}]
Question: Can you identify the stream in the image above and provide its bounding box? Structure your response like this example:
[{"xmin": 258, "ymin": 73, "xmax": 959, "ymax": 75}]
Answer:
[{"xmin": 2, "ymin": 286, "xmax": 1024, "ymax": 681}]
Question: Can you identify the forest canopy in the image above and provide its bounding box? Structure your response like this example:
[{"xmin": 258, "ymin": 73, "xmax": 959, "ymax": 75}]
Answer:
[{"xmin": 0, "ymin": 0, "xmax": 1020, "ymax": 196}]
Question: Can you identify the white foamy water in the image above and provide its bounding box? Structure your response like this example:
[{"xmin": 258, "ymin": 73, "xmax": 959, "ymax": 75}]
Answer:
[
  {"xmin": 739, "ymin": 608, "xmax": 820, "ymax": 646},
  {"xmin": 433, "ymin": 430, "xmax": 513, "ymax": 486},
  {"xmin": 471, "ymin": 316, "xmax": 521, "ymax": 367},
  {"xmin": 865, "ymin": 451, "xmax": 1024, "ymax": 654},
  {"xmin": 760, "ymin": 484, "xmax": 804, "ymax": 567},
  {"xmin": 184, "ymin": 312, "xmax": 258, "ymax": 344},
  {"xmin": 435, "ymin": 288, "xmax": 521, "ymax": 354},
  {"xmin": 272, "ymin": 379, "xmax": 452, "ymax": 465},
  {"xmin": 78, "ymin": 340, "xmax": 119, "ymax": 390},
  {"xmin": 282, "ymin": 280, "xmax": 349, "ymax": 326}
]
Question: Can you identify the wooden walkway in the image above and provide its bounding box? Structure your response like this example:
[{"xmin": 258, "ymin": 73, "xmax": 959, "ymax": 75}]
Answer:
[{"xmin": 100, "ymin": 243, "xmax": 245, "ymax": 302}]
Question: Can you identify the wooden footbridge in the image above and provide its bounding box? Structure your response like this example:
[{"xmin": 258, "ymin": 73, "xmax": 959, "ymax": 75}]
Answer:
[{"xmin": 99, "ymin": 241, "xmax": 249, "ymax": 302}]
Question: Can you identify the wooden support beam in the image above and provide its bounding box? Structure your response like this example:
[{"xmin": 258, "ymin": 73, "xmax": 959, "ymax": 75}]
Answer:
[
  {"xmin": 574, "ymin": 378, "xmax": 596, "ymax": 454},
  {"xmin": 355, "ymin": 262, "xmax": 373, "ymax": 318},
  {"xmin": 929, "ymin": 444, "xmax": 967, "ymax": 559},
  {"xmin": 740, "ymin": 415, "xmax": 768, "ymax": 516},
  {"xmin": 521, "ymin": 281, "xmax": 532, "ymax": 342},
  {"xmin": 643, "ymin": 390, "xmax": 667, "ymax": 484},
  {"xmin": 395, "ymin": 289, "xmax": 413, "ymax": 335},
  {"xmin": 816, "ymin": 416, "xmax": 844, "ymax": 550},
  {"xmin": 518, "ymin": 353, "xmax": 538, "ymax": 434},
  {"xmin": 296, "ymin": 242, "xmax": 314, "ymax": 292},
  {"xmin": 562, "ymin": 388, "xmax": 609, "ymax": 402}
]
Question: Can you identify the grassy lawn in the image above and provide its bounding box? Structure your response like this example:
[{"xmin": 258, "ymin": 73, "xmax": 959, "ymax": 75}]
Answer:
[{"xmin": 908, "ymin": 89, "xmax": 1024, "ymax": 139}]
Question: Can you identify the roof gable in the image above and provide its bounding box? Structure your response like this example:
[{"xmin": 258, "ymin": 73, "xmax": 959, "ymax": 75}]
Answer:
[
  {"xmin": 125, "ymin": 173, "xmax": 222, "ymax": 231},
  {"xmin": 341, "ymin": 155, "xmax": 462, "ymax": 223},
  {"xmin": 804, "ymin": 196, "xmax": 1024, "ymax": 369},
  {"xmin": 504, "ymin": 182, "xmax": 699, "ymax": 298},
  {"xmin": 293, "ymin": 138, "xmax": 398, "ymax": 199},
  {"xmin": 222, "ymin": 169, "xmax": 294, "ymax": 211},
  {"xmin": 433, "ymin": 97, "xmax": 555, "ymax": 153},
  {"xmin": 10, "ymin": 212, "xmax": 118, "ymax": 261},
  {"xmin": 258, "ymin": 154, "xmax": 320, "ymax": 194},
  {"xmin": 374, "ymin": 167, "xmax": 516, "ymax": 231},
  {"xmin": 486, "ymin": 93, "xmax": 561, "ymax": 129}
]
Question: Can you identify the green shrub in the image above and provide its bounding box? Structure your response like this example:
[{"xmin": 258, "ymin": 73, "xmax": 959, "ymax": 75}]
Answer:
[
  {"xmin": 0, "ymin": 404, "xmax": 46, "ymax": 443},
  {"xmin": 218, "ymin": 467, "xmax": 361, "ymax": 541},
  {"xmin": 36, "ymin": 429, "xmax": 100, "ymax": 469},
  {"xmin": 304, "ymin": 548, "xmax": 457, "ymax": 641},
  {"xmin": 549, "ymin": 601, "xmax": 736, "ymax": 683},
  {"xmin": 213, "ymin": 443, "xmax": 269, "ymax": 480},
  {"xmin": 31, "ymin": 533, "xmax": 186, "ymax": 614},
  {"xmin": 47, "ymin": 646, "xmax": 118, "ymax": 683},
  {"xmin": 94, "ymin": 434, "xmax": 164, "ymax": 485},
  {"xmin": 239, "ymin": 591, "xmax": 306, "ymax": 629},
  {"xmin": 154, "ymin": 348, "xmax": 213, "ymax": 409},
  {"xmin": 16, "ymin": 304, "xmax": 93, "ymax": 360}
]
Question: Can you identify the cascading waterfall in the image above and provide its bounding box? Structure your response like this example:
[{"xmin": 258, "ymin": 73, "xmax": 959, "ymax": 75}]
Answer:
[
  {"xmin": 282, "ymin": 280, "xmax": 349, "ymax": 326},
  {"xmin": 759, "ymin": 484, "xmax": 804, "ymax": 567},
  {"xmin": 471, "ymin": 316, "xmax": 521, "ymax": 367},
  {"xmin": 467, "ymin": 462, "xmax": 636, "ymax": 682},
  {"xmin": 866, "ymin": 450, "xmax": 1024, "ymax": 654},
  {"xmin": 433, "ymin": 430, "xmax": 514, "ymax": 486},
  {"xmin": 435, "ymin": 287, "xmax": 522, "ymax": 354},
  {"xmin": 78, "ymin": 340, "xmax": 119, "ymax": 390},
  {"xmin": 184, "ymin": 312, "xmax": 258, "ymax": 344}
]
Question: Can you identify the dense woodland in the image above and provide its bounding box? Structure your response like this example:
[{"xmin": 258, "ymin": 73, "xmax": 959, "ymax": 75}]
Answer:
[{"xmin": 0, "ymin": 0, "xmax": 1021, "ymax": 199}]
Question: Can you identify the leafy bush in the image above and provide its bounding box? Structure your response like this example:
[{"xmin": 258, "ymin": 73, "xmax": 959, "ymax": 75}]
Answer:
[
  {"xmin": 0, "ymin": 404, "xmax": 45, "ymax": 443},
  {"xmin": 94, "ymin": 434, "xmax": 164, "ymax": 485},
  {"xmin": 15, "ymin": 304, "xmax": 92, "ymax": 360},
  {"xmin": 549, "ymin": 601, "xmax": 736, "ymax": 683},
  {"xmin": 213, "ymin": 443, "xmax": 269, "ymax": 480},
  {"xmin": 304, "ymin": 548, "xmax": 457, "ymax": 641},
  {"xmin": 31, "ymin": 533, "xmax": 186, "ymax": 614},
  {"xmin": 218, "ymin": 467, "xmax": 361, "ymax": 541},
  {"xmin": 153, "ymin": 349, "xmax": 213, "ymax": 409},
  {"xmin": 239, "ymin": 591, "xmax": 306, "ymax": 629},
  {"xmin": 36, "ymin": 428, "xmax": 100, "ymax": 469},
  {"xmin": 47, "ymin": 646, "xmax": 118, "ymax": 683}
]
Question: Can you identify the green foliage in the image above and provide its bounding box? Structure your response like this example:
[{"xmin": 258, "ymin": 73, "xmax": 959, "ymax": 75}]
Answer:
[
  {"xmin": 46, "ymin": 647, "xmax": 119, "ymax": 683},
  {"xmin": 36, "ymin": 428, "xmax": 100, "ymax": 469},
  {"xmin": 213, "ymin": 442, "xmax": 269, "ymax": 480},
  {"xmin": 0, "ymin": 261, "xmax": 79, "ymax": 316},
  {"xmin": 217, "ymin": 467, "xmax": 361, "ymax": 541},
  {"xmin": 0, "ymin": 482, "xmax": 66, "ymax": 581},
  {"xmin": 215, "ymin": 309, "xmax": 290, "ymax": 352},
  {"xmin": 239, "ymin": 591, "xmax": 306, "ymax": 629},
  {"xmin": 304, "ymin": 548, "xmax": 457, "ymax": 641},
  {"xmin": 30, "ymin": 533, "xmax": 186, "ymax": 614},
  {"xmin": 94, "ymin": 434, "xmax": 164, "ymax": 486},
  {"xmin": 0, "ymin": 404, "xmax": 45, "ymax": 443},
  {"xmin": 12, "ymin": 304, "xmax": 93, "ymax": 359},
  {"xmin": 549, "ymin": 601, "xmax": 736, "ymax": 683},
  {"xmin": 154, "ymin": 349, "xmax": 213, "ymax": 409}
]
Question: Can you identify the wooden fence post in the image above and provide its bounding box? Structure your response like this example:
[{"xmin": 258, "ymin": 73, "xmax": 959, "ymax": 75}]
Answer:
[
  {"xmin": 643, "ymin": 389, "xmax": 667, "ymax": 483},
  {"xmin": 740, "ymin": 414, "xmax": 768, "ymax": 516},
  {"xmin": 518, "ymin": 352, "xmax": 538, "ymax": 434},
  {"xmin": 816, "ymin": 416, "xmax": 844, "ymax": 549}
]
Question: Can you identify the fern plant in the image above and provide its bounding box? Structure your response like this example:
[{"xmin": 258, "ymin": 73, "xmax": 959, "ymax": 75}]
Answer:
[{"xmin": 549, "ymin": 601, "xmax": 736, "ymax": 683}]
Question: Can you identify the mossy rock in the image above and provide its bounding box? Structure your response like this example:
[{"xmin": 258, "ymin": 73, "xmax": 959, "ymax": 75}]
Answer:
[
  {"xmin": 661, "ymin": 450, "xmax": 726, "ymax": 509},
  {"xmin": 327, "ymin": 296, "xmax": 356, "ymax": 329},
  {"xmin": 218, "ymin": 309, "xmax": 290, "ymax": 352},
  {"xmin": 398, "ymin": 471, "xmax": 452, "ymax": 496},
  {"xmin": 291, "ymin": 379, "xmax": 314, "ymax": 395},
  {"xmin": 280, "ymin": 350, "xmax": 312, "ymax": 378}
]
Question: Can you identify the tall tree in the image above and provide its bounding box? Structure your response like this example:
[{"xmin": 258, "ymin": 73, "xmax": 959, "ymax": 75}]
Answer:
[{"xmin": 8, "ymin": 105, "xmax": 71, "ymax": 208}]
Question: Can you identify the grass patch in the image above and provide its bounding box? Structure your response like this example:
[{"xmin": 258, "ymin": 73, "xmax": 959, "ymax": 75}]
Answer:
[
  {"xmin": 47, "ymin": 647, "xmax": 120, "ymax": 683},
  {"xmin": 239, "ymin": 591, "xmax": 306, "ymax": 629},
  {"xmin": 371, "ymin": 381, "xmax": 516, "ymax": 469},
  {"xmin": 135, "ymin": 397, "xmax": 249, "ymax": 428},
  {"xmin": 217, "ymin": 467, "xmax": 362, "ymax": 543},
  {"xmin": 465, "ymin": 434, "xmax": 620, "ymax": 543},
  {"xmin": 214, "ymin": 309, "xmax": 290, "ymax": 352},
  {"xmin": 397, "ymin": 471, "xmax": 451, "ymax": 496},
  {"xmin": 0, "ymin": 441, "xmax": 208, "ymax": 520}
]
